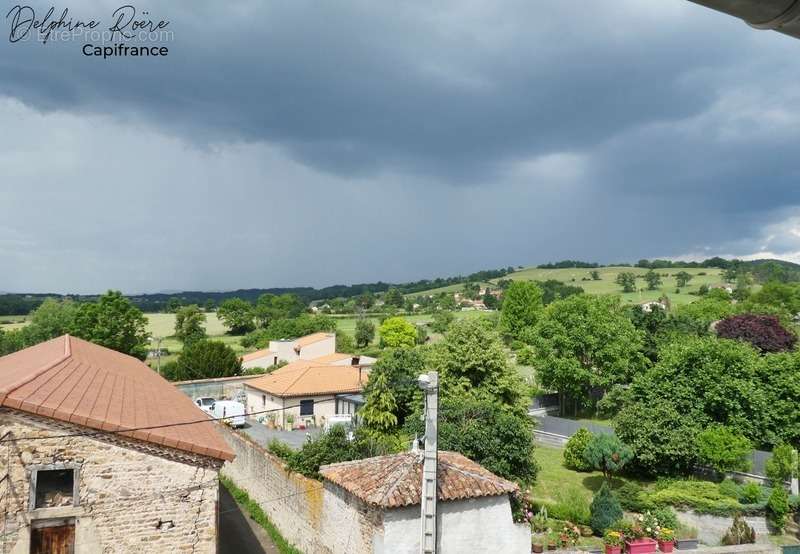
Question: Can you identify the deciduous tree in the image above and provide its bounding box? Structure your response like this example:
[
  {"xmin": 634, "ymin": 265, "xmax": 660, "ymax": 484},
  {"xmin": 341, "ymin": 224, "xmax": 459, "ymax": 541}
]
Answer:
[
  {"xmin": 72, "ymin": 291, "xmax": 149, "ymax": 359},
  {"xmin": 716, "ymin": 314, "xmax": 796, "ymax": 353},
  {"xmin": 526, "ymin": 295, "xmax": 646, "ymax": 415},
  {"xmin": 217, "ymin": 298, "xmax": 255, "ymax": 335},
  {"xmin": 378, "ymin": 317, "xmax": 417, "ymax": 348},
  {"xmin": 174, "ymin": 304, "xmax": 206, "ymax": 344},
  {"xmin": 499, "ymin": 281, "xmax": 543, "ymax": 339},
  {"xmin": 355, "ymin": 317, "xmax": 376, "ymax": 347}
]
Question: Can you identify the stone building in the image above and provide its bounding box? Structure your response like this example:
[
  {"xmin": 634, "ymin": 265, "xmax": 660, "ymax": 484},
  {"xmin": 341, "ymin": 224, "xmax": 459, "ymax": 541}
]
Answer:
[
  {"xmin": 0, "ymin": 335, "xmax": 234, "ymax": 554},
  {"xmin": 318, "ymin": 451, "xmax": 531, "ymax": 554}
]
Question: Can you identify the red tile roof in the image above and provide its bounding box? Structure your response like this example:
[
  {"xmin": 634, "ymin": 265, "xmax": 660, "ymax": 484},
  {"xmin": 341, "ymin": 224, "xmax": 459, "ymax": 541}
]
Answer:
[
  {"xmin": 245, "ymin": 364, "xmax": 367, "ymax": 397},
  {"xmin": 241, "ymin": 348, "xmax": 276, "ymax": 362},
  {"xmin": 319, "ymin": 451, "xmax": 518, "ymax": 508},
  {"xmin": 0, "ymin": 335, "xmax": 234, "ymax": 462},
  {"xmin": 294, "ymin": 332, "xmax": 333, "ymax": 348}
]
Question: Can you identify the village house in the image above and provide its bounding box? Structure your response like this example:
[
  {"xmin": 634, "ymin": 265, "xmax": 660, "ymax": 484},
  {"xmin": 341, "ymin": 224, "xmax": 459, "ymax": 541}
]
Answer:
[
  {"xmin": 0, "ymin": 335, "xmax": 234, "ymax": 554},
  {"xmin": 240, "ymin": 331, "xmax": 337, "ymax": 369},
  {"xmin": 243, "ymin": 360, "xmax": 369, "ymax": 429},
  {"xmin": 318, "ymin": 451, "xmax": 531, "ymax": 554},
  {"xmin": 241, "ymin": 331, "xmax": 376, "ymax": 371}
]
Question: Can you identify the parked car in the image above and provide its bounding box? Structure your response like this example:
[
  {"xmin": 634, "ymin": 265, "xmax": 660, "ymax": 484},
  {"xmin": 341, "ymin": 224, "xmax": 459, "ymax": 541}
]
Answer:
[
  {"xmin": 211, "ymin": 400, "xmax": 246, "ymax": 428},
  {"xmin": 324, "ymin": 414, "xmax": 355, "ymax": 440},
  {"xmin": 194, "ymin": 397, "xmax": 215, "ymax": 416}
]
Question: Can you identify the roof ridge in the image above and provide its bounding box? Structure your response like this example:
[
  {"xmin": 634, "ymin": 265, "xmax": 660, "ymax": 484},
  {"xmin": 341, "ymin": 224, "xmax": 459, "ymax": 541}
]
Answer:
[
  {"xmin": 438, "ymin": 459, "xmax": 501, "ymax": 484},
  {"xmin": 0, "ymin": 336, "xmax": 73, "ymax": 405},
  {"xmin": 377, "ymin": 453, "xmax": 419, "ymax": 506},
  {"xmin": 281, "ymin": 365, "xmax": 313, "ymax": 395}
]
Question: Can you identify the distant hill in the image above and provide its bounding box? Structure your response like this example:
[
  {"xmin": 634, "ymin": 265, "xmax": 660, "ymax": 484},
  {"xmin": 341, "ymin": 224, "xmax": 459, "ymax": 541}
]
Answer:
[{"xmin": 2, "ymin": 257, "xmax": 798, "ymax": 316}]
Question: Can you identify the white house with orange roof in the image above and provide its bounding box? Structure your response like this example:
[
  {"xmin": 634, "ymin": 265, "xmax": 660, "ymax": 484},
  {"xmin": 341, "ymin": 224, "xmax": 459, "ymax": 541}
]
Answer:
[
  {"xmin": 244, "ymin": 362, "xmax": 369, "ymax": 429},
  {"xmin": 240, "ymin": 331, "xmax": 337, "ymax": 369}
]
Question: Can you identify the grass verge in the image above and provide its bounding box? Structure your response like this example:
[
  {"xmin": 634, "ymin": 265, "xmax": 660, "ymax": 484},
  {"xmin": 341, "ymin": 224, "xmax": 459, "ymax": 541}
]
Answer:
[{"xmin": 220, "ymin": 475, "xmax": 302, "ymax": 554}]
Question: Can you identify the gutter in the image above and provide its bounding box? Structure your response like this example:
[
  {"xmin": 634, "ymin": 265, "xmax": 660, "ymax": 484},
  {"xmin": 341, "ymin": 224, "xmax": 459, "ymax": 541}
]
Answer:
[{"xmin": 689, "ymin": 0, "xmax": 800, "ymax": 39}]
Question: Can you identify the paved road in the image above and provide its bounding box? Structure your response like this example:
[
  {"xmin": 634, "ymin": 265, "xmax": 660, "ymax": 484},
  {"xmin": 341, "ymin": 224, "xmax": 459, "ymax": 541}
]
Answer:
[
  {"xmin": 242, "ymin": 418, "xmax": 322, "ymax": 449},
  {"xmin": 218, "ymin": 483, "xmax": 279, "ymax": 554},
  {"xmin": 533, "ymin": 414, "xmax": 771, "ymax": 477},
  {"xmin": 534, "ymin": 414, "xmax": 614, "ymax": 437}
]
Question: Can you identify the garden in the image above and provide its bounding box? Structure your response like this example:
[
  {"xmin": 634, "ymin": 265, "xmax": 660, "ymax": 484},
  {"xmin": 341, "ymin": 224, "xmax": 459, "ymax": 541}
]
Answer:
[{"xmin": 518, "ymin": 437, "xmax": 800, "ymax": 553}]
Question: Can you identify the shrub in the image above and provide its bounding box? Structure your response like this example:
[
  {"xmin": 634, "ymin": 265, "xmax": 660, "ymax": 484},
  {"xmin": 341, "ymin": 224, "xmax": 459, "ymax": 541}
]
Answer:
[
  {"xmin": 549, "ymin": 485, "xmax": 591, "ymax": 525},
  {"xmin": 583, "ymin": 434, "xmax": 634, "ymax": 485},
  {"xmin": 616, "ymin": 481, "xmax": 653, "ymax": 513},
  {"xmin": 740, "ymin": 482, "xmax": 764, "ymax": 504},
  {"xmin": 596, "ymin": 385, "xmax": 630, "ymax": 419},
  {"xmin": 267, "ymin": 439, "xmax": 295, "ymax": 463},
  {"xmin": 650, "ymin": 506, "xmax": 679, "ymax": 531},
  {"xmin": 721, "ymin": 513, "xmax": 756, "ymax": 545},
  {"xmin": 286, "ymin": 426, "xmax": 358, "ymax": 479},
  {"xmin": 719, "ymin": 478, "xmax": 742, "ymax": 499},
  {"xmin": 563, "ymin": 428, "xmax": 594, "ymax": 471},
  {"xmin": 767, "ymin": 486, "xmax": 790, "ymax": 532},
  {"xmin": 766, "ymin": 443, "xmax": 797, "ymax": 484},
  {"xmin": 716, "ymin": 313, "xmax": 797, "ymax": 353},
  {"xmin": 696, "ymin": 425, "xmax": 752, "ymax": 474},
  {"xmin": 648, "ymin": 479, "xmax": 742, "ymax": 516},
  {"xmin": 590, "ymin": 483, "xmax": 623, "ymax": 534}
]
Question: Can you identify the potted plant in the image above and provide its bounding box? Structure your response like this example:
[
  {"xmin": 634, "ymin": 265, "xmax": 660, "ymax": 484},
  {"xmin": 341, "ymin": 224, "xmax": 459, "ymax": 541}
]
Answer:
[
  {"xmin": 532, "ymin": 507, "xmax": 549, "ymax": 534},
  {"xmin": 532, "ymin": 536, "xmax": 544, "ymax": 553},
  {"xmin": 603, "ymin": 530, "xmax": 623, "ymax": 554},
  {"xmin": 561, "ymin": 523, "xmax": 580, "ymax": 547},
  {"xmin": 624, "ymin": 516, "xmax": 658, "ymax": 554},
  {"xmin": 547, "ymin": 531, "xmax": 558, "ymax": 551},
  {"xmin": 675, "ymin": 526, "xmax": 698, "ymax": 550},
  {"xmin": 656, "ymin": 528, "xmax": 675, "ymax": 553}
]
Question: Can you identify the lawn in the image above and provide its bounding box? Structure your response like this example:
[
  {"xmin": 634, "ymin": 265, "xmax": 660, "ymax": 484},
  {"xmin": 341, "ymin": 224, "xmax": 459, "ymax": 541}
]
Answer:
[{"xmin": 531, "ymin": 444, "xmax": 617, "ymax": 504}]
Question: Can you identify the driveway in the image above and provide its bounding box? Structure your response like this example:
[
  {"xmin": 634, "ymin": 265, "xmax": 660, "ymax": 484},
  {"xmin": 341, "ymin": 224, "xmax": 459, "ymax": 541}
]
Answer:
[
  {"xmin": 241, "ymin": 418, "xmax": 323, "ymax": 449},
  {"xmin": 218, "ymin": 482, "xmax": 279, "ymax": 554}
]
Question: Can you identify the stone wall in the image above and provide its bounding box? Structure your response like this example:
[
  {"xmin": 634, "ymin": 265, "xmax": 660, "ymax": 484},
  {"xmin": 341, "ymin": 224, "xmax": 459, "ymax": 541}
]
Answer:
[
  {"xmin": 675, "ymin": 509, "xmax": 770, "ymax": 546},
  {"xmin": 218, "ymin": 426, "xmax": 529, "ymax": 554},
  {"xmin": 0, "ymin": 409, "xmax": 221, "ymax": 554},
  {"xmin": 220, "ymin": 425, "xmax": 387, "ymax": 553}
]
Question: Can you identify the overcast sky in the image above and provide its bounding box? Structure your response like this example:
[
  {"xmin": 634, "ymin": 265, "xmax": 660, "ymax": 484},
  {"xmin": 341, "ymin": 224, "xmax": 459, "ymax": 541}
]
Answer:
[{"xmin": 2, "ymin": 1, "xmax": 800, "ymax": 294}]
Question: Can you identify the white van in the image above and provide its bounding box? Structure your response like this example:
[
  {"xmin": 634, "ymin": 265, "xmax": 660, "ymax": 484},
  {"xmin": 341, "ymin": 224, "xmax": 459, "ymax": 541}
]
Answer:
[
  {"xmin": 194, "ymin": 397, "xmax": 215, "ymax": 416},
  {"xmin": 211, "ymin": 400, "xmax": 246, "ymax": 428}
]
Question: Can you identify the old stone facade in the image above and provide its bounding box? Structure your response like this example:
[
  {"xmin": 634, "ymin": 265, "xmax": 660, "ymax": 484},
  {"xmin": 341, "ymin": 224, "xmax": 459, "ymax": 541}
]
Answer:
[{"xmin": 0, "ymin": 409, "xmax": 222, "ymax": 554}]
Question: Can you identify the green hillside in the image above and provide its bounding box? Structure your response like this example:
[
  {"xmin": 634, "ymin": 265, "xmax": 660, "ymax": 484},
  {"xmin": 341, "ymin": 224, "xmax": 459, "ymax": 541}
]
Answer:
[{"xmin": 410, "ymin": 265, "xmax": 726, "ymax": 306}]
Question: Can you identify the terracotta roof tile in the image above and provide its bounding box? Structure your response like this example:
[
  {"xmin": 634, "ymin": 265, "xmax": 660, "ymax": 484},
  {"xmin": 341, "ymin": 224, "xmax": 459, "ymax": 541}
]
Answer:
[
  {"xmin": 319, "ymin": 451, "xmax": 518, "ymax": 508},
  {"xmin": 0, "ymin": 336, "xmax": 234, "ymax": 462},
  {"xmin": 241, "ymin": 348, "xmax": 276, "ymax": 362},
  {"xmin": 245, "ymin": 364, "xmax": 367, "ymax": 397},
  {"xmin": 311, "ymin": 352, "xmax": 354, "ymax": 363},
  {"xmin": 294, "ymin": 332, "xmax": 333, "ymax": 348}
]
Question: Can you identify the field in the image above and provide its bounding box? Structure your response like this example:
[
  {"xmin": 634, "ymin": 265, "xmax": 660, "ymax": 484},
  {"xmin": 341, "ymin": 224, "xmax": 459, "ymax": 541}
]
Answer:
[
  {"xmin": 0, "ymin": 314, "xmax": 29, "ymax": 330},
  {"xmin": 330, "ymin": 310, "xmax": 488, "ymax": 334},
  {"xmin": 403, "ymin": 281, "xmax": 493, "ymax": 298},
  {"xmin": 413, "ymin": 266, "xmax": 726, "ymax": 307}
]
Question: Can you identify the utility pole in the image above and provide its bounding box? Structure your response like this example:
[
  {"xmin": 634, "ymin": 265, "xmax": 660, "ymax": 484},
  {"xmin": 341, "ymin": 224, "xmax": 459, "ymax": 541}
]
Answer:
[{"xmin": 418, "ymin": 371, "xmax": 438, "ymax": 554}]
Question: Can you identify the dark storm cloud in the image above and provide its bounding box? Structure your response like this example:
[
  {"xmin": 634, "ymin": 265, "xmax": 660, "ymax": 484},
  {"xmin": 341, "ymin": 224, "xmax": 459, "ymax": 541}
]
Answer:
[
  {"xmin": 2, "ymin": 0, "xmax": 800, "ymax": 293},
  {"xmin": 0, "ymin": 0, "xmax": 755, "ymax": 180}
]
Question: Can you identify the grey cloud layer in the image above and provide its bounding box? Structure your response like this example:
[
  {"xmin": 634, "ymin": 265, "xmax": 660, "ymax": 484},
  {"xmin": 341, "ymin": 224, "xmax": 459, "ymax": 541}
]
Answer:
[{"xmin": 1, "ymin": 1, "xmax": 800, "ymax": 292}]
